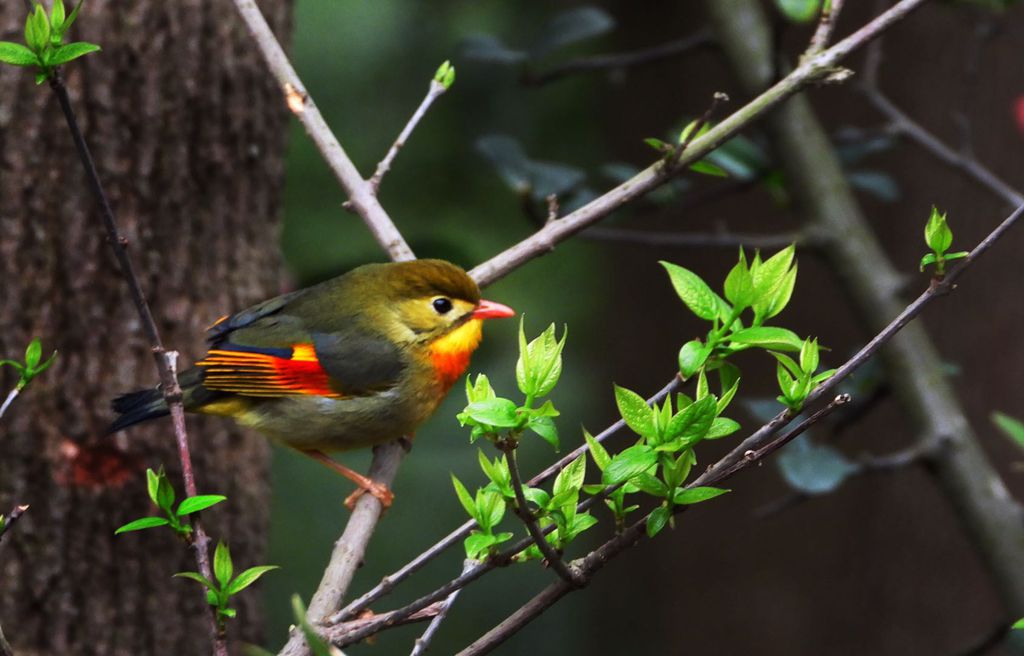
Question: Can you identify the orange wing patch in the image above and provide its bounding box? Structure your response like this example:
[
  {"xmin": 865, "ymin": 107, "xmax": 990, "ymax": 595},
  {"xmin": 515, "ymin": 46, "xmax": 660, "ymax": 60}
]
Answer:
[{"xmin": 197, "ymin": 344, "xmax": 342, "ymax": 398}]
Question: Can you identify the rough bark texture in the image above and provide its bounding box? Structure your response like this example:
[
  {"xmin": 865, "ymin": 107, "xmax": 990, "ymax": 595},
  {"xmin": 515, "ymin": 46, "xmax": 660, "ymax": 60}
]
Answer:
[{"xmin": 0, "ymin": 1, "xmax": 292, "ymax": 654}]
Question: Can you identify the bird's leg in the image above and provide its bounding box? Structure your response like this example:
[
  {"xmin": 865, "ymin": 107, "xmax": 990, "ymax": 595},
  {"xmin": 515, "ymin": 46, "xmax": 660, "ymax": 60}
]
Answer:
[{"xmin": 300, "ymin": 449, "xmax": 394, "ymax": 510}]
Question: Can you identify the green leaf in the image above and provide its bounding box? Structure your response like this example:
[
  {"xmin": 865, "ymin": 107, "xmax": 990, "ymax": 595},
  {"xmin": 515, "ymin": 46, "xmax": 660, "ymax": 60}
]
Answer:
[
  {"xmin": 177, "ymin": 495, "xmax": 227, "ymax": 516},
  {"xmin": 723, "ymin": 250, "xmax": 754, "ymax": 309},
  {"xmin": 25, "ymin": 5, "xmax": 51, "ymax": 53},
  {"xmin": 924, "ymin": 206, "xmax": 953, "ymax": 255},
  {"xmin": 677, "ymin": 339, "xmax": 710, "ymax": 379},
  {"xmin": 664, "ymin": 395, "xmax": 717, "ymax": 446},
  {"xmin": 919, "ymin": 252, "xmax": 938, "ymax": 272},
  {"xmin": 602, "ymin": 444, "xmax": 657, "ymax": 485},
  {"xmin": 993, "ymin": 412, "xmax": 1024, "ymax": 451},
  {"xmin": 672, "ymin": 486, "xmax": 730, "ymax": 504},
  {"xmin": 756, "ymin": 263, "xmax": 797, "ymax": 323},
  {"xmin": 114, "ymin": 516, "xmax": 170, "ymax": 534},
  {"xmin": 799, "ymin": 338, "xmax": 820, "ymax": 374},
  {"xmin": 226, "ymin": 565, "xmax": 279, "ymax": 596},
  {"xmin": 678, "ymin": 119, "xmax": 711, "ymax": 144},
  {"xmin": 63, "ymin": 1, "xmax": 83, "ymax": 34},
  {"xmin": 729, "ymin": 326, "xmax": 804, "ymax": 352},
  {"xmin": 523, "ymin": 486, "xmax": 551, "ymax": 509},
  {"xmin": 614, "ymin": 384, "xmax": 656, "ymax": 438},
  {"xmin": 451, "ymin": 474, "xmax": 478, "ymax": 521},
  {"xmin": 774, "ymin": 0, "xmax": 822, "ymax": 22},
  {"xmin": 291, "ymin": 595, "xmax": 337, "ymax": 656},
  {"xmin": 660, "ymin": 261, "xmax": 720, "ymax": 321},
  {"xmin": 584, "ymin": 429, "xmax": 611, "ymax": 471},
  {"xmin": 553, "ymin": 455, "xmax": 586, "ymax": 500},
  {"xmin": 146, "ymin": 468, "xmax": 160, "ymax": 505},
  {"xmin": 155, "ymin": 472, "xmax": 175, "ymax": 511},
  {"xmin": 688, "ymin": 160, "xmax": 729, "ymax": 177},
  {"xmin": 717, "ymin": 376, "xmax": 740, "ymax": 415},
  {"xmin": 174, "ymin": 571, "xmax": 217, "ymax": 591},
  {"xmin": 810, "ymin": 368, "xmax": 837, "ymax": 384},
  {"xmin": 50, "ymin": 0, "xmax": 66, "ymax": 31},
  {"xmin": 644, "ymin": 137, "xmax": 673, "ymax": 153},
  {"xmin": 476, "ymin": 489, "xmax": 506, "ymax": 531},
  {"xmin": 646, "ymin": 506, "xmax": 672, "ymax": 537},
  {"xmin": 465, "ymin": 373, "xmax": 496, "ymax": 404},
  {"xmin": 772, "ymin": 351, "xmax": 803, "ymax": 379},
  {"xmin": 463, "ymin": 532, "xmax": 499, "ymax": 560},
  {"xmin": 1012, "ymin": 617, "xmax": 1024, "ymax": 630},
  {"xmin": 631, "ymin": 472, "xmax": 669, "ymax": 497},
  {"xmin": 945, "ymin": 251, "xmax": 969, "ymax": 262},
  {"xmin": 777, "ymin": 436, "xmax": 858, "ymax": 494},
  {"xmin": 705, "ymin": 417, "xmax": 741, "ymax": 440},
  {"xmin": 515, "ymin": 321, "xmax": 567, "ymax": 398},
  {"xmin": 214, "ymin": 541, "xmax": 233, "ymax": 588},
  {"xmin": 46, "ymin": 41, "xmax": 100, "ymax": 66},
  {"xmin": 25, "ymin": 338, "xmax": 41, "ymax": 369},
  {"xmin": 462, "ymin": 398, "xmax": 520, "ymax": 428},
  {"xmin": 0, "ymin": 42, "xmax": 39, "ymax": 66},
  {"xmin": 528, "ymin": 415, "xmax": 560, "ymax": 450},
  {"xmin": 434, "ymin": 60, "xmax": 455, "ymax": 88}
]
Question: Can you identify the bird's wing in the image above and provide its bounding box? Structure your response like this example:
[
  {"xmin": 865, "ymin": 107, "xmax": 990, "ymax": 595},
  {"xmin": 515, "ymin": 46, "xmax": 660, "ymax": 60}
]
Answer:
[{"xmin": 197, "ymin": 292, "xmax": 406, "ymax": 398}]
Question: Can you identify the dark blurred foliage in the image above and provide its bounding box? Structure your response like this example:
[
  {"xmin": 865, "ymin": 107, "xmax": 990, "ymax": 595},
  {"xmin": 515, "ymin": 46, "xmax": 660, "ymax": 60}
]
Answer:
[{"xmin": 263, "ymin": 1, "xmax": 1024, "ymax": 654}]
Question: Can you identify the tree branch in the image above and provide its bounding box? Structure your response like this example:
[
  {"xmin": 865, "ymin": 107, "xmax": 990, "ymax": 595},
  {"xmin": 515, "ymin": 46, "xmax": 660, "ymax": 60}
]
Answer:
[
  {"xmin": 43, "ymin": 68, "xmax": 224, "ymax": 656},
  {"xmin": 330, "ymin": 376, "xmax": 680, "ymax": 624},
  {"xmin": 0, "ymin": 390, "xmax": 18, "ymax": 422},
  {"xmin": 370, "ymin": 77, "xmax": 450, "ymax": 193},
  {"xmin": 468, "ymin": 0, "xmax": 929, "ymax": 288},
  {"xmin": 408, "ymin": 560, "xmax": 475, "ymax": 656},
  {"xmin": 499, "ymin": 443, "xmax": 585, "ymax": 587},
  {"xmin": 521, "ymin": 31, "xmax": 715, "ymax": 86},
  {"xmin": 805, "ymin": 0, "xmax": 847, "ymax": 58}
]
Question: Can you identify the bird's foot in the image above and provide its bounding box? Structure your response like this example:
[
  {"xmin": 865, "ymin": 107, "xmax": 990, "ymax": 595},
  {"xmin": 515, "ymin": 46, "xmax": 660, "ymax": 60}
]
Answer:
[{"xmin": 344, "ymin": 480, "xmax": 394, "ymax": 510}]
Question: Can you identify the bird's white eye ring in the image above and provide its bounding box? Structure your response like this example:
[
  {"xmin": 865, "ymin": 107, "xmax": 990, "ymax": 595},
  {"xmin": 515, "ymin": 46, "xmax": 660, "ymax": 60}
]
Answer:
[{"xmin": 432, "ymin": 297, "xmax": 453, "ymax": 314}]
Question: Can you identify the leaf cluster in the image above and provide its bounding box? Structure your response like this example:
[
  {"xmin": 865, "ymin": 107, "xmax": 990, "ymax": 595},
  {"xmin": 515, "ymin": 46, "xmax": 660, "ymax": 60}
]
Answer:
[
  {"xmin": 919, "ymin": 207, "xmax": 968, "ymax": 275},
  {"xmin": 1, "ymin": 337, "xmax": 58, "ymax": 392},
  {"xmin": 175, "ymin": 542, "xmax": 278, "ymax": 627},
  {"xmin": 115, "ymin": 468, "xmax": 226, "ymax": 537},
  {"xmin": 0, "ymin": 1, "xmax": 100, "ymax": 84}
]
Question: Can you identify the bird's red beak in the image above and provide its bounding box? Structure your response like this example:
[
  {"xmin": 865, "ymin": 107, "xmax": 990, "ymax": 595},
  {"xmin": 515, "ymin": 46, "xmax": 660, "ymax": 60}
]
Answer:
[{"xmin": 472, "ymin": 299, "xmax": 516, "ymax": 320}]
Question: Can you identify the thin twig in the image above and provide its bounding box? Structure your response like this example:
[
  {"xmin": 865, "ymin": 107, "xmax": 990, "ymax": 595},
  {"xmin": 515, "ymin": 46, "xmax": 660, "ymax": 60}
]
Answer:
[
  {"xmin": 0, "ymin": 389, "xmax": 18, "ymax": 421},
  {"xmin": 582, "ymin": 227, "xmax": 805, "ymax": 250},
  {"xmin": 521, "ymin": 31, "xmax": 715, "ymax": 86},
  {"xmin": 330, "ymin": 376, "xmax": 680, "ymax": 624},
  {"xmin": 469, "ymin": 0, "xmax": 929, "ymax": 288},
  {"xmin": 325, "ymin": 600, "xmax": 448, "ymax": 646},
  {"xmin": 370, "ymin": 78, "xmax": 449, "ymax": 192},
  {"xmin": 408, "ymin": 560, "xmax": 475, "ymax": 656},
  {"xmin": 455, "ymin": 201, "xmax": 1024, "ymax": 655},
  {"xmin": 0, "ymin": 505, "xmax": 28, "ymax": 545},
  {"xmin": 805, "ymin": 0, "xmax": 847, "ymax": 57},
  {"xmin": 861, "ymin": 87, "xmax": 1024, "ymax": 208},
  {"xmin": 45, "ymin": 69, "xmax": 224, "ymax": 656},
  {"xmin": 500, "ymin": 443, "xmax": 585, "ymax": 587},
  {"xmin": 229, "ymin": 0, "xmax": 415, "ymax": 262},
  {"xmin": 669, "ymin": 91, "xmax": 729, "ymax": 170}
]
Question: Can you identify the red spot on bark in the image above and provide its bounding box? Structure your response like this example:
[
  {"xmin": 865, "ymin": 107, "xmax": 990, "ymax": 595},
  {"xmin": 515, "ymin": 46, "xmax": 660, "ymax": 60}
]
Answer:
[{"xmin": 57, "ymin": 439, "xmax": 139, "ymax": 488}]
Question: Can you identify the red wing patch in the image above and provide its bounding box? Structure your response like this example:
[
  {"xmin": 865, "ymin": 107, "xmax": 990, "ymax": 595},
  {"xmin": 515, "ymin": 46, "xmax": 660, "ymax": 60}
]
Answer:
[{"xmin": 196, "ymin": 344, "xmax": 343, "ymax": 398}]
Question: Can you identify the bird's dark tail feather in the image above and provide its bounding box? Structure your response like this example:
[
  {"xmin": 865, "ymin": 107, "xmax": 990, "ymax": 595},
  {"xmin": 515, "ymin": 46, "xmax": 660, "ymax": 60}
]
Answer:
[{"xmin": 108, "ymin": 388, "xmax": 169, "ymax": 433}]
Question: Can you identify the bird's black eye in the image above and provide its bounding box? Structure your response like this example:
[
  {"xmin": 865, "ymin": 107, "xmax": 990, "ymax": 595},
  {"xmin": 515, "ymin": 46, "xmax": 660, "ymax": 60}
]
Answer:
[{"xmin": 432, "ymin": 297, "xmax": 453, "ymax": 314}]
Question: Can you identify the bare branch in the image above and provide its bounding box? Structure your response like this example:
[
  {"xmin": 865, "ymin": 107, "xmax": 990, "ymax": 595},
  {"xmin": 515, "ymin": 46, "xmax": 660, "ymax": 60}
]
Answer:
[
  {"xmin": 370, "ymin": 76, "xmax": 450, "ymax": 193},
  {"xmin": 0, "ymin": 390, "xmax": 18, "ymax": 421},
  {"xmin": 44, "ymin": 69, "xmax": 224, "ymax": 656},
  {"xmin": 522, "ymin": 31, "xmax": 714, "ymax": 86},
  {"xmin": 326, "ymin": 600, "xmax": 447, "ymax": 646},
  {"xmin": 229, "ymin": 0, "xmax": 415, "ymax": 262},
  {"xmin": 861, "ymin": 87, "xmax": 1024, "ymax": 207},
  {"xmin": 805, "ymin": 0, "xmax": 847, "ymax": 58},
  {"xmin": 469, "ymin": 0, "xmax": 929, "ymax": 288},
  {"xmin": 408, "ymin": 560, "xmax": 475, "ymax": 656}
]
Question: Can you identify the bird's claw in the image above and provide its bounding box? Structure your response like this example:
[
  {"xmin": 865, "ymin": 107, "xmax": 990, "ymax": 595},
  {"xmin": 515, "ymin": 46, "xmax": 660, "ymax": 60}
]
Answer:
[{"xmin": 344, "ymin": 481, "xmax": 394, "ymax": 510}]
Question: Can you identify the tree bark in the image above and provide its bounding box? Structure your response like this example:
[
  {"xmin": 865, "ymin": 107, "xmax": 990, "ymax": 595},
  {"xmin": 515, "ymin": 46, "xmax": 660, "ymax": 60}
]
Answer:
[{"xmin": 0, "ymin": 1, "xmax": 292, "ymax": 654}]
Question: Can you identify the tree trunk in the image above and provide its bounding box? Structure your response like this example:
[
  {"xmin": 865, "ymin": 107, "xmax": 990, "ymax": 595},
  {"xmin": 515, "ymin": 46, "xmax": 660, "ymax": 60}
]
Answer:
[{"xmin": 0, "ymin": 1, "xmax": 292, "ymax": 653}]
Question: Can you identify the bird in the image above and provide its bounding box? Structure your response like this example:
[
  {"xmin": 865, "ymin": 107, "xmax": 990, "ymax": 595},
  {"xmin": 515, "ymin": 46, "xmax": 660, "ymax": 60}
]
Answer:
[{"xmin": 108, "ymin": 259, "xmax": 515, "ymax": 508}]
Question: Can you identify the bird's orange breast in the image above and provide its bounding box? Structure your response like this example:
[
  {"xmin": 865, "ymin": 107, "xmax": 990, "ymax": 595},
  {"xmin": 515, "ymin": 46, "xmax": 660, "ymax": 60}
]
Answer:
[{"xmin": 429, "ymin": 319, "xmax": 484, "ymax": 391}]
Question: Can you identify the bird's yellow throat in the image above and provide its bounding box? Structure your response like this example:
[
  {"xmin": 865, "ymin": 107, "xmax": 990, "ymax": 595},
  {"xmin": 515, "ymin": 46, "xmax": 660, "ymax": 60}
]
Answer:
[{"xmin": 429, "ymin": 318, "xmax": 484, "ymax": 390}]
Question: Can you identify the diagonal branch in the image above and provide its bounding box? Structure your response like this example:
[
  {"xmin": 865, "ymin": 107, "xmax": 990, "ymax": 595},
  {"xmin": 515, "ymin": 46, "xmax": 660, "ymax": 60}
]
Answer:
[
  {"xmin": 456, "ymin": 200, "xmax": 1024, "ymax": 655},
  {"xmin": 45, "ymin": 68, "xmax": 224, "ymax": 656},
  {"xmin": 370, "ymin": 74, "xmax": 451, "ymax": 192}
]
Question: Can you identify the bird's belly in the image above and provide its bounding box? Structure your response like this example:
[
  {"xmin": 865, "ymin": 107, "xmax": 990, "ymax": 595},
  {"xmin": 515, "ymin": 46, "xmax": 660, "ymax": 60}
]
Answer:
[{"xmin": 235, "ymin": 389, "xmax": 431, "ymax": 452}]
